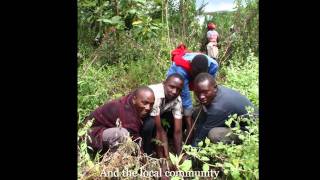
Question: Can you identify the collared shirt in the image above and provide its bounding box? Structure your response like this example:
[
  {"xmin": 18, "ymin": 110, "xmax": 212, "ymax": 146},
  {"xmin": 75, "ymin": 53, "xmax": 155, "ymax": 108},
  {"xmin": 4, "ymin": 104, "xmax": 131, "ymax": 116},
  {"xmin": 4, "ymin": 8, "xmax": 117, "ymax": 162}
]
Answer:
[{"xmin": 148, "ymin": 83, "xmax": 183, "ymax": 119}]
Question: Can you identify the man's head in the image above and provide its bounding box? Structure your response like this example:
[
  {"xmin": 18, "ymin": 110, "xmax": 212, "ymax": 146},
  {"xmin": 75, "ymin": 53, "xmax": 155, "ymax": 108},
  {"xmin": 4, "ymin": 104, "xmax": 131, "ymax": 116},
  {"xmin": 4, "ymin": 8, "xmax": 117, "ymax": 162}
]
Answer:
[
  {"xmin": 193, "ymin": 73, "xmax": 217, "ymax": 106},
  {"xmin": 132, "ymin": 86, "xmax": 155, "ymax": 118},
  {"xmin": 163, "ymin": 73, "xmax": 184, "ymax": 101},
  {"xmin": 190, "ymin": 54, "xmax": 209, "ymax": 81}
]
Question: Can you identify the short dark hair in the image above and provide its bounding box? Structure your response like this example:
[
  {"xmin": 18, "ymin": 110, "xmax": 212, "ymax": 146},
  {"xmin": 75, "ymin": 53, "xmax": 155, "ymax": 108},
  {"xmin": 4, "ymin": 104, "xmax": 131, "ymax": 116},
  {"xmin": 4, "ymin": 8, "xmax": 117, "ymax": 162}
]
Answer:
[
  {"xmin": 133, "ymin": 86, "xmax": 154, "ymax": 97},
  {"xmin": 190, "ymin": 54, "xmax": 209, "ymax": 79},
  {"xmin": 166, "ymin": 73, "xmax": 184, "ymax": 83},
  {"xmin": 194, "ymin": 72, "xmax": 216, "ymax": 87}
]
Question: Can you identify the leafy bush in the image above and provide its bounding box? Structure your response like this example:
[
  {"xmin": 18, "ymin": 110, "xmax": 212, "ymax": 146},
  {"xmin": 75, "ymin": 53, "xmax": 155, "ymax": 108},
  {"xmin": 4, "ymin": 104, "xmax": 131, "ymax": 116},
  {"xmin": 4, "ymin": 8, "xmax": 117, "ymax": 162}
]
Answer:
[
  {"xmin": 78, "ymin": 38, "xmax": 172, "ymax": 124},
  {"xmin": 219, "ymin": 49, "xmax": 259, "ymax": 106},
  {"xmin": 183, "ymin": 108, "xmax": 259, "ymax": 179},
  {"xmin": 78, "ymin": 0, "xmax": 259, "ymax": 179}
]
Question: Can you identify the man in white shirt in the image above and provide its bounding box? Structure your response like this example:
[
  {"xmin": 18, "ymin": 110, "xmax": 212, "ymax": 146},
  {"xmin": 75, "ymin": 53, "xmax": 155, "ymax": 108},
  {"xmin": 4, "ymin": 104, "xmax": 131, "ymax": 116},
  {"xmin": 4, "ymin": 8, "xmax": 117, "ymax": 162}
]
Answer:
[{"xmin": 141, "ymin": 73, "xmax": 184, "ymax": 158}]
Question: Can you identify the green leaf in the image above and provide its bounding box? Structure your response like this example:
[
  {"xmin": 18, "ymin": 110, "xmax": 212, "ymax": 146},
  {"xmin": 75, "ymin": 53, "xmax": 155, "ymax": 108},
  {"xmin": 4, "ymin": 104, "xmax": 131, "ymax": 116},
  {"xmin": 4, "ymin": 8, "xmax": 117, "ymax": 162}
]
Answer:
[
  {"xmin": 87, "ymin": 161, "xmax": 94, "ymax": 168},
  {"xmin": 224, "ymin": 162, "xmax": 234, "ymax": 168},
  {"xmin": 231, "ymin": 169, "xmax": 240, "ymax": 179},
  {"xmin": 232, "ymin": 159, "xmax": 240, "ymax": 168},
  {"xmin": 185, "ymin": 151, "xmax": 197, "ymax": 157},
  {"xmin": 78, "ymin": 130, "xmax": 86, "ymax": 137},
  {"xmin": 205, "ymin": 138, "xmax": 210, "ymax": 145},
  {"xmin": 238, "ymin": 134, "xmax": 245, "ymax": 140},
  {"xmin": 171, "ymin": 176, "xmax": 181, "ymax": 180},
  {"xmin": 178, "ymin": 153, "xmax": 184, "ymax": 162},
  {"xmin": 198, "ymin": 141, "xmax": 203, "ymax": 147},
  {"xmin": 111, "ymin": 16, "xmax": 121, "ymax": 22},
  {"xmin": 133, "ymin": 0, "xmax": 146, "ymax": 4},
  {"xmin": 201, "ymin": 157, "xmax": 210, "ymax": 161},
  {"xmin": 199, "ymin": 150, "xmax": 207, "ymax": 155},
  {"xmin": 169, "ymin": 153, "xmax": 177, "ymax": 165},
  {"xmin": 112, "ymin": 93, "xmax": 123, "ymax": 98},
  {"xmin": 183, "ymin": 145, "xmax": 191, "ymax": 149},
  {"xmin": 179, "ymin": 160, "xmax": 192, "ymax": 172},
  {"xmin": 132, "ymin": 20, "xmax": 143, "ymax": 25},
  {"xmin": 128, "ymin": 9, "xmax": 137, "ymax": 14},
  {"xmin": 81, "ymin": 1, "xmax": 96, "ymax": 7},
  {"xmin": 225, "ymin": 118, "xmax": 233, "ymax": 127},
  {"xmin": 98, "ymin": 18, "xmax": 112, "ymax": 23},
  {"xmin": 202, "ymin": 163, "xmax": 209, "ymax": 172}
]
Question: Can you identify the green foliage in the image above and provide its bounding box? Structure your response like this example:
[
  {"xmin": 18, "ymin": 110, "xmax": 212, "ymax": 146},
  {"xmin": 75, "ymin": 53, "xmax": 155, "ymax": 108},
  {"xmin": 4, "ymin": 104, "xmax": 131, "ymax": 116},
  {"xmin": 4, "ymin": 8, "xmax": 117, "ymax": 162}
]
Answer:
[
  {"xmin": 161, "ymin": 118, "xmax": 171, "ymax": 130},
  {"xmin": 78, "ymin": 119, "xmax": 101, "ymax": 179},
  {"xmin": 206, "ymin": 11, "xmax": 234, "ymax": 41},
  {"xmin": 78, "ymin": 61, "xmax": 128, "ymax": 123},
  {"xmin": 169, "ymin": 152, "xmax": 192, "ymax": 172},
  {"xmin": 183, "ymin": 109, "xmax": 259, "ymax": 179},
  {"xmin": 229, "ymin": 0, "xmax": 259, "ymax": 59},
  {"xmin": 78, "ymin": 0, "xmax": 163, "ymax": 45},
  {"xmin": 78, "ymin": 0, "xmax": 259, "ymax": 179},
  {"xmin": 201, "ymin": 0, "xmax": 258, "ymax": 67},
  {"xmin": 78, "ymin": 47, "xmax": 170, "ymax": 124},
  {"xmin": 219, "ymin": 49, "xmax": 259, "ymax": 106},
  {"xmin": 168, "ymin": 0, "xmax": 203, "ymax": 50}
]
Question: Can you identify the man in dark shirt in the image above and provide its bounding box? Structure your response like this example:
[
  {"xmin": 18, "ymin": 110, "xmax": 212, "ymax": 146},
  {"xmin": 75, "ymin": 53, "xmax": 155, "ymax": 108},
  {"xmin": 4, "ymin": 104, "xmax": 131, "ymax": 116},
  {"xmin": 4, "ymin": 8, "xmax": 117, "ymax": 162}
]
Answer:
[
  {"xmin": 86, "ymin": 86, "xmax": 155, "ymax": 156},
  {"xmin": 191, "ymin": 73, "xmax": 255, "ymax": 146}
]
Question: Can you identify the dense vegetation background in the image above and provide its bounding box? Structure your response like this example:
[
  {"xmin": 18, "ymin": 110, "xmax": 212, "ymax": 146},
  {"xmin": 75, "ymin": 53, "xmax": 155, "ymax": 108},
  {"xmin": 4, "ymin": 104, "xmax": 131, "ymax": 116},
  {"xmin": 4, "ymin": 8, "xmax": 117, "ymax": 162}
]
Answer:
[{"xmin": 78, "ymin": 0, "xmax": 258, "ymax": 179}]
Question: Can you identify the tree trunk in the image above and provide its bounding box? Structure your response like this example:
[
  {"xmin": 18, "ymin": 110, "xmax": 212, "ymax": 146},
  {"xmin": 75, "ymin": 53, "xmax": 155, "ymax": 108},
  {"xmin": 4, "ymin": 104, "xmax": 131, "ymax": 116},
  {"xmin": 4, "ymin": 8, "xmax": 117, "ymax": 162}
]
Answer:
[
  {"xmin": 164, "ymin": 0, "xmax": 171, "ymax": 47},
  {"xmin": 113, "ymin": 0, "xmax": 119, "ymax": 41},
  {"xmin": 180, "ymin": 0, "xmax": 186, "ymax": 42},
  {"xmin": 114, "ymin": 0, "xmax": 119, "ymax": 15}
]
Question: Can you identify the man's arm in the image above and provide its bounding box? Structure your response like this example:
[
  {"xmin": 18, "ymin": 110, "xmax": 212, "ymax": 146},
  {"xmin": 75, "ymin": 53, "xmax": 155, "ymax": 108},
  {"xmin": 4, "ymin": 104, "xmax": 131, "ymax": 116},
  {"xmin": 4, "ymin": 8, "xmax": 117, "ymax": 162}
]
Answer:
[
  {"xmin": 167, "ymin": 66, "xmax": 194, "ymax": 145},
  {"xmin": 177, "ymin": 72, "xmax": 194, "ymax": 145},
  {"xmin": 173, "ymin": 117, "xmax": 182, "ymax": 154},
  {"xmin": 155, "ymin": 115, "xmax": 169, "ymax": 158},
  {"xmin": 192, "ymin": 108, "xmax": 226, "ymax": 146}
]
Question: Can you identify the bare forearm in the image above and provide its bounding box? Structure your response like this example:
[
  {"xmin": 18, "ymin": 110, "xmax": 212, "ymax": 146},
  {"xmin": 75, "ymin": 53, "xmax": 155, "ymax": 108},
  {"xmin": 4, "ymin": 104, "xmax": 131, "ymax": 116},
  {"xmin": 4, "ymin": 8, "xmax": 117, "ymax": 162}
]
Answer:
[
  {"xmin": 173, "ymin": 118, "xmax": 183, "ymax": 155},
  {"xmin": 185, "ymin": 116, "xmax": 193, "ymax": 132},
  {"xmin": 155, "ymin": 115, "xmax": 168, "ymax": 158},
  {"xmin": 173, "ymin": 130, "xmax": 182, "ymax": 154},
  {"xmin": 162, "ymin": 133, "xmax": 169, "ymax": 158},
  {"xmin": 155, "ymin": 115, "xmax": 162, "ymax": 130}
]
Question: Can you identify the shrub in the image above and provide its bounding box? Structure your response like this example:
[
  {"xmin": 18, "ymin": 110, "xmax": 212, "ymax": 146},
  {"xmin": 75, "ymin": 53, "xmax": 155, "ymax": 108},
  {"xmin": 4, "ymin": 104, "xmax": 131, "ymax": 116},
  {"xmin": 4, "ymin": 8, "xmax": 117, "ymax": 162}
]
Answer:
[{"xmin": 183, "ymin": 108, "xmax": 259, "ymax": 179}]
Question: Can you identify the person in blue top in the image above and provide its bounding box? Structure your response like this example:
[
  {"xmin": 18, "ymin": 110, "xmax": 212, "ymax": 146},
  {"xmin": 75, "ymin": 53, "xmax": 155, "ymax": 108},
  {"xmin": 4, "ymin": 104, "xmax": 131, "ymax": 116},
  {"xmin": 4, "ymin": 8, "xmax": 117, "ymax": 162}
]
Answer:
[{"xmin": 167, "ymin": 50, "xmax": 219, "ymax": 142}]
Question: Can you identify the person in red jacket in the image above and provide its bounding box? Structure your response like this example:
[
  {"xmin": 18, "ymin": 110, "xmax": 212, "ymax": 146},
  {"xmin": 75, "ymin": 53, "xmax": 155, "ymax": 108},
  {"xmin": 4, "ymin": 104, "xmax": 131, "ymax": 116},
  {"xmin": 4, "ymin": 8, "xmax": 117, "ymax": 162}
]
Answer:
[{"xmin": 167, "ymin": 44, "xmax": 219, "ymax": 144}]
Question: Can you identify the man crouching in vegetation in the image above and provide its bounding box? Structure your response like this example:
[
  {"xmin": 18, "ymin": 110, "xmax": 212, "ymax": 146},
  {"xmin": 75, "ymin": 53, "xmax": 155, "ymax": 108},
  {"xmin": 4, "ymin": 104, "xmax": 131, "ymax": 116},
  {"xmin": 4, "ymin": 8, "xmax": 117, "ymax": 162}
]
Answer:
[
  {"xmin": 85, "ymin": 86, "xmax": 155, "ymax": 158},
  {"xmin": 192, "ymin": 73, "xmax": 256, "ymax": 146},
  {"xmin": 142, "ymin": 73, "xmax": 184, "ymax": 158},
  {"xmin": 167, "ymin": 52, "xmax": 219, "ymax": 145}
]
